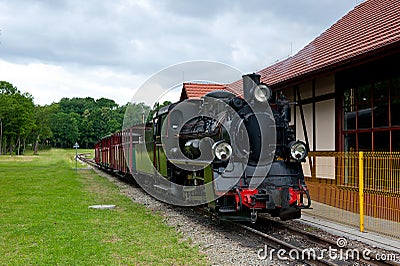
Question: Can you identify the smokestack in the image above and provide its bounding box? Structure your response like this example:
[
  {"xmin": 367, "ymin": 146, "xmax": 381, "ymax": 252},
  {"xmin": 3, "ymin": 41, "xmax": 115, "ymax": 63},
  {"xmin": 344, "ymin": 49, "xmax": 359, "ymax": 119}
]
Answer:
[{"xmin": 242, "ymin": 73, "xmax": 261, "ymax": 101}]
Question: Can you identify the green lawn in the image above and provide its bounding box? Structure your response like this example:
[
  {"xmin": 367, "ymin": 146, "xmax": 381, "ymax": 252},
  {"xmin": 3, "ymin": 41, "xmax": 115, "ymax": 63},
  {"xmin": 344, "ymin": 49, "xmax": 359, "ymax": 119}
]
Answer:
[{"xmin": 0, "ymin": 149, "xmax": 206, "ymax": 265}]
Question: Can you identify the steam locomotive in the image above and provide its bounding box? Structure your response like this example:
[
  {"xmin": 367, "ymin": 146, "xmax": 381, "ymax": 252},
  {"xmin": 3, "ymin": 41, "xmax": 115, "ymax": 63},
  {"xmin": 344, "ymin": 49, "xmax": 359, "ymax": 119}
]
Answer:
[{"xmin": 95, "ymin": 73, "xmax": 311, "ymax": 223}]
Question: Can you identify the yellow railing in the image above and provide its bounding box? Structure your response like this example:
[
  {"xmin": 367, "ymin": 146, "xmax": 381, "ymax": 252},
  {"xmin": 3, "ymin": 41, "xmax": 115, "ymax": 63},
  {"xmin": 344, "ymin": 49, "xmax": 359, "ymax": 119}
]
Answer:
[
  {"xmin": 359, "ymin": 151, "xmax": 364, "ymax": 232},
  {"xmin": 303, "ymin": 151, "xmax": 400, "ymax": 239}
]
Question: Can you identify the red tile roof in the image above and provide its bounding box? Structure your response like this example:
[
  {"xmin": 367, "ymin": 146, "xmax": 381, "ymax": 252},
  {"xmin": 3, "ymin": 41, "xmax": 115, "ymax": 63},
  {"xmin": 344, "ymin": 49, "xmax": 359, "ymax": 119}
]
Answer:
[
  {"xmin": 180, "ymin": 83, "xmax": 242, "ymax": 100},
  {"xmin": 258, "ymin": 0, "xmax": 400, "ymax": 86}
]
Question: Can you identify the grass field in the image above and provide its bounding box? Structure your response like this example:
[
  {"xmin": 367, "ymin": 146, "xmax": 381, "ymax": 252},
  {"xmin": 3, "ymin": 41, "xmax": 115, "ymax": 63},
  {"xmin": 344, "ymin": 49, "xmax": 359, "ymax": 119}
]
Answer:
[{"xmin": 0, "ymin": 149, "xmax": 206, "ymax": 265}]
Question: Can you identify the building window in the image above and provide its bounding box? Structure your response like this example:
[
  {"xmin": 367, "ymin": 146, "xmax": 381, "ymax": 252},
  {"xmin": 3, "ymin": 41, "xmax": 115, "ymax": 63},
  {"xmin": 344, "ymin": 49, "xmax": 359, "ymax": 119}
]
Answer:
[{"xmin": 342, "ymin": 75, "xmax": 400, "ymax": 152}]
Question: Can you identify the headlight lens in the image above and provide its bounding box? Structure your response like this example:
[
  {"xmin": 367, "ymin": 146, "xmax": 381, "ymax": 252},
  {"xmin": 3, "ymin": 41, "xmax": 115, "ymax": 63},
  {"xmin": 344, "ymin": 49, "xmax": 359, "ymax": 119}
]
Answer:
[
  {"xmin": 212, "ymin": 141, "xmax": 232, "ymax": 161},
  {"xmin": 254, "ymin": 84, "xmax": 272, "ymax": 103},
  {"xmin": 289, "ymin": 141, "xmax": 308, "ymax": 161}
]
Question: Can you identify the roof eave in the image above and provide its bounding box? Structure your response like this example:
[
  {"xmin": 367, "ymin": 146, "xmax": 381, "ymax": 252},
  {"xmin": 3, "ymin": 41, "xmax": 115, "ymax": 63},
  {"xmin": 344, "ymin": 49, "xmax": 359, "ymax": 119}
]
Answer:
[{"xmin": 266, "ymin": 40, "xmax": 400, "ymax": 89}]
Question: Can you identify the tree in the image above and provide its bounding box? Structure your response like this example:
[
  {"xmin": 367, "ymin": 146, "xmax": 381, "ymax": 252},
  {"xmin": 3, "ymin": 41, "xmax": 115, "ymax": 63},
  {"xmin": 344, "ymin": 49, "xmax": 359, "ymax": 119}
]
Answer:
[
  {"xmin": 123, "ymin": 102, "xmax": 152, "ymax": 129},
  {"xmin": 0, "ymin": 82, "xmax": 35, "ymax": 155},
  {"xmin": 146, "ymin": 101, "xmax": 172, "ymax": 123},
  {"xmin": 1, "ymin": 84, "xmax": 153, "ymax": 151},
  {"xmin": 50, "ymin": 112, "xmax": 79, "ymax": 148},
  {"xmin": 0, "ymin": 81, "xmax": 18, "ymax": 95},
  {"xmin": 80, "ymin": 108, "xmax": 94, "ymax": 148},
  {"xmin": 96, "ymin": 98, "xmax": 118, "ymax": 110},
  {"xmin": 31, "ymin": 104, "xmax": 57, "ymax": 154},
  {"xmin": 0, "ymin": 94, "xmax": 7, "ymax": 155},
  {"xmin": 59, "ymin": 97, "xmax": 96, "ymax": 116}
]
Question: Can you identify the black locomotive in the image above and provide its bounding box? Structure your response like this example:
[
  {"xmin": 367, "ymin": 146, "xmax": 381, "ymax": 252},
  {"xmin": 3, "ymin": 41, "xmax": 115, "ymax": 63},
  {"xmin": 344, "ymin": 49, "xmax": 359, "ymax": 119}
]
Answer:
[{"xmin": 95, "ymin": 73, "xmax": 311, "ymax": 223}]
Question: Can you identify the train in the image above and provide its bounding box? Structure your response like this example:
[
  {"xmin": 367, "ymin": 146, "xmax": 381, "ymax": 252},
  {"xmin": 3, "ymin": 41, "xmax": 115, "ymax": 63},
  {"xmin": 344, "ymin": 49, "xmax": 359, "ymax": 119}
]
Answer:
[{"xmin": 94, "ymin": 73, "xmax": 311, "ymax": 223}]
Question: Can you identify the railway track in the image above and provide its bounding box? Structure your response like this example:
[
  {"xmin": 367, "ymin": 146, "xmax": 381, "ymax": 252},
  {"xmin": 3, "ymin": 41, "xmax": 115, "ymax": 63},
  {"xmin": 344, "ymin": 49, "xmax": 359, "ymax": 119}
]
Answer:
[
  {"xmin": 78, "ymin": 154, "xmax": 399, "ymax": 266},
  {"xmin": 256, "ymin": 215, "xmax": 400, "ymax": 266},
  {"xmin": 195, "ymin": 207, "xmax": 400, "ymax": 266},
  {"xmin": 255, "ymin": 216, "xmax": 400, "ymax": 266},
  {"xmin": 76, "ymin": 153, "xmax": 96, "ymax": 167},
  {"xmin": 194, "ymin": 207, "xmax": 335, "ymax": 266}
]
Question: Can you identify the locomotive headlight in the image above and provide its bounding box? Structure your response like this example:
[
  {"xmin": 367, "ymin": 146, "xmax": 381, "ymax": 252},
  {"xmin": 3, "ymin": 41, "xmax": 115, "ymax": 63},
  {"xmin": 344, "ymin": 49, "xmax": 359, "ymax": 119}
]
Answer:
[
  {"xmin": 212, "ymin": 141, "xmax": 232, "ymax": 161},
  {"xmin": 254, "ymin": 84, "xmax": 272, "ymax": 103},
  {"xmin": 289, "ymin": 141, "xmax": 308, "ymax": 161}
]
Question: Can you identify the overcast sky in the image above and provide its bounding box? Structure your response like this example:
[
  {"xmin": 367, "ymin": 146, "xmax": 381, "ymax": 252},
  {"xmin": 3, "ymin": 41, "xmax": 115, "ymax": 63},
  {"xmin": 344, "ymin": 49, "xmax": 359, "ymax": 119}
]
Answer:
[{"xmin": 0, "ymin": 0, "xmax": 359, "ymax": 106}]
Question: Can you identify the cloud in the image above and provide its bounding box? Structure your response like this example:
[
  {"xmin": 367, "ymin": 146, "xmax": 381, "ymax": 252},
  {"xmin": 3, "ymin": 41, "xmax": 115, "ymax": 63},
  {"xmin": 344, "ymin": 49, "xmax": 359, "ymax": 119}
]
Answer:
[
  {"xmin": 0, "ymin": 59, "xmax": 143, "ymax": 105},
  {"xmin": 0, "ymin": 0, "xmax": 357, "ymax": 105}
]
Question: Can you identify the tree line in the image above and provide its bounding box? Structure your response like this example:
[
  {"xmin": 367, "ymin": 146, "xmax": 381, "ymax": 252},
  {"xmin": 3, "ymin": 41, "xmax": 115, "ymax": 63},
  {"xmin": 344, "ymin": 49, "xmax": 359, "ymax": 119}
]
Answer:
[{"xmin": 0, "ymin": 81, "xmax": 153, "ymax": 155}]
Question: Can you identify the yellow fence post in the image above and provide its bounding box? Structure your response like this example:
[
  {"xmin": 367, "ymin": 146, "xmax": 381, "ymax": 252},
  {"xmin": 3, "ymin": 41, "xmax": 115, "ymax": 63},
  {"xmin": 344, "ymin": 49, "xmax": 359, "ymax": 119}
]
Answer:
[{"xmin": 359, "ymin": 151, "xmax": 364, "ymax": 232}]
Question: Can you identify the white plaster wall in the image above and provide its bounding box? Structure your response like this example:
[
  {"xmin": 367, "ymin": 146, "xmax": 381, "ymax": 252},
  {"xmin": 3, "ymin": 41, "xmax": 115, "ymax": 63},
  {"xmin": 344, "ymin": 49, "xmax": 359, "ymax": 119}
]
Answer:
[
  {"xmin": 296, "ymin": 103, "xmax": 313, "ymax": 151},
  {"xmin": 315, "ymin": 99, "xmax": 335, "ymax": 150}
]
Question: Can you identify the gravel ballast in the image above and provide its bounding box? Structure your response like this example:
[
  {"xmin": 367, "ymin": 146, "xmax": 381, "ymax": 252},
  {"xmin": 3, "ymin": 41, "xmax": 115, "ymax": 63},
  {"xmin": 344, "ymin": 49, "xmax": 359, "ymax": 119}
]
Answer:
[{"xmin": 93, "ymin": 169, "xmax": 289, "ymax": 265}]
